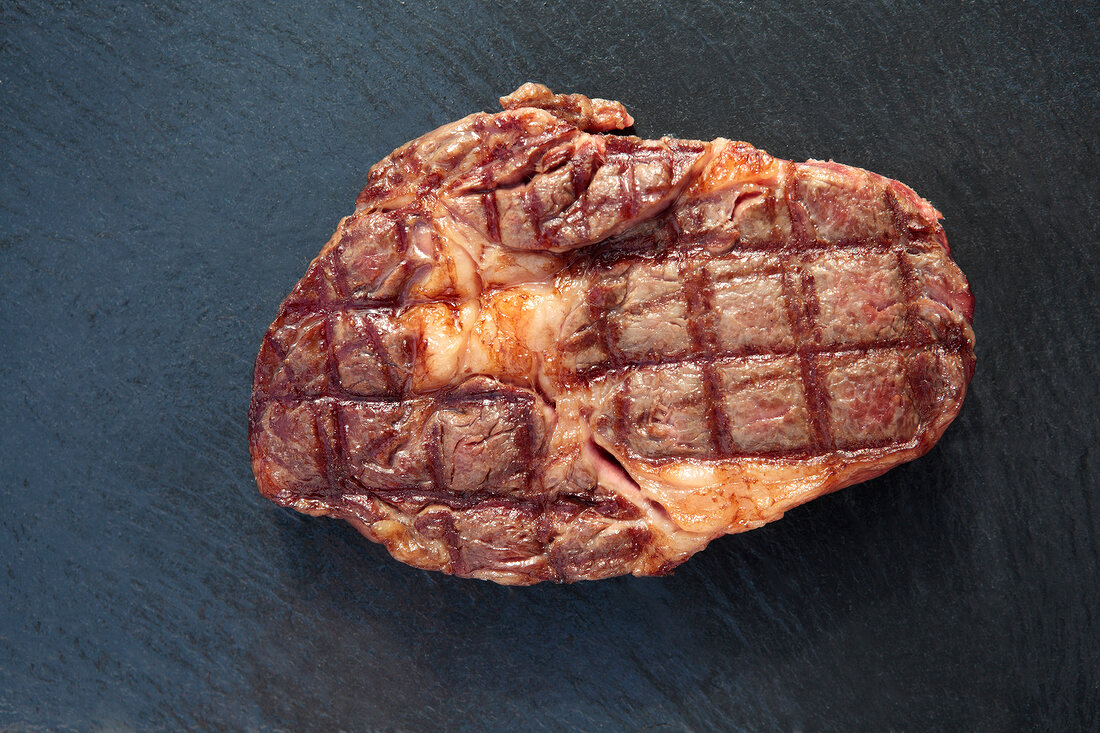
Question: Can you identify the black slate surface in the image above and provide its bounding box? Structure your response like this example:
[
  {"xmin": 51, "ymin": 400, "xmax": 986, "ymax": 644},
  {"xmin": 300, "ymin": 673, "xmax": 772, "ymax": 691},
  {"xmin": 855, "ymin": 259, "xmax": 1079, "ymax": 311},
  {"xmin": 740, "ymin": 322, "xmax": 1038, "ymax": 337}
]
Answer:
[{"xmin": 2, "ymin": 1, "xmax": 1097, "ymax": 730}]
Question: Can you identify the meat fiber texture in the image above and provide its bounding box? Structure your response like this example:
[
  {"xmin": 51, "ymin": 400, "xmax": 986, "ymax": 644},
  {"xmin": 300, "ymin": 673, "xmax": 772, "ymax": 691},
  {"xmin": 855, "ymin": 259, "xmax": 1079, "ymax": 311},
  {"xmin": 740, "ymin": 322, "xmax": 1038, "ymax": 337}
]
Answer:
[{"xmin": 249, "ymin": 83, "xmax": 975, "ymax": 584}]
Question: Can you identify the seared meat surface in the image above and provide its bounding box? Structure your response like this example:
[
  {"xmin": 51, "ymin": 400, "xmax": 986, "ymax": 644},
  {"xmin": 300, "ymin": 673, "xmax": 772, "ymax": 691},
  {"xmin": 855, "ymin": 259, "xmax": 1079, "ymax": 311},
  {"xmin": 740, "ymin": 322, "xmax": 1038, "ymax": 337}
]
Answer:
[{"xmin": 250, "ymin": 84, "xmax": 975, "ymax": 584}]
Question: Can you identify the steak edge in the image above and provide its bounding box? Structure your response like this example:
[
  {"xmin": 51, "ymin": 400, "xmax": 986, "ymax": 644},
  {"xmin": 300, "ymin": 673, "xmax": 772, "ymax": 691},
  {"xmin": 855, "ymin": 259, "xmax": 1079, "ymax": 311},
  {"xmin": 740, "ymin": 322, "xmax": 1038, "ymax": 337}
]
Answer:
[{"xmin": 249, "ymin": 84, "xmax": 975, "ymax": 584}]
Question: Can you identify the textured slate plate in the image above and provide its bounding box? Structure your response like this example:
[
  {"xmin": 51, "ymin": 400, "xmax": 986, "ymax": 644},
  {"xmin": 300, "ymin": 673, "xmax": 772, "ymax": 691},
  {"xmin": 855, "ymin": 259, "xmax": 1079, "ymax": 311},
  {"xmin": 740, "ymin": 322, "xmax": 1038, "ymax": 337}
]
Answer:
[{"xmin": 1, "ymin": 1, "xmax": 1097, "ymax": 730}]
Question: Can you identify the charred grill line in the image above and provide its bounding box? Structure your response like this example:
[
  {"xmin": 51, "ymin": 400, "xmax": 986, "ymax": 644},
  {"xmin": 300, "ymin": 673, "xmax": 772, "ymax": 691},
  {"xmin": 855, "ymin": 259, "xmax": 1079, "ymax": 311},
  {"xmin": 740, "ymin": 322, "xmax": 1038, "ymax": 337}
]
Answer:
[
  {"xmin": 611, "ymin": 390, "xmax": 630, "ymax": 461},
  {"xmin": 523, "ymin": 176, "xmax": 546, "ymax": 248},
  {"xmin": 778, "ymin": 261, "xmax": 817, "ymax": 450},
  {"xmin": 591, "ymin": 290, "xmax": 624, "ymax": 372},
  {"xmin": 330, "ymin": 402, "xmax": 350, "ymax": 488},
  {"xmin": 534, "ymin": 492, "xmax": 557, "ymax": 580},
  {"xmin": 253, "ymin": 329, "xmax": 949, "ymax": 404},
  {"xmin": 784, "ymin": 162, "xmax": 811, "ymax": 251},
  {"xmin": 888, "ymin": 191, "xmax": 931, "ymax": 427},
  {"xmin": 780, "ymin": 164, "xmax": 834, "ymax": 451},
  {"xmin": 368, "ymin": 486, "xmax": 538, "ymax": 513},
  {"xmin": 681, "ymin": 255, "xmax": 731, "ymax": 457},
  {"xmin": 259, "ymin": 388, "xmax": 546, "ymax": 411},
  {"xmin": 439, "ymin": 511, "xmax": 464, "ymax": 575},
  {"xmin": 560, "ymin": 339, "xmax": 942, "ymax": 383},
  {"xmin": 320, "ymin": 313, "xmax": 343, "ymax": 399},
  {"xmin": 622, "ymin": 154, "xmax": 638, "ymax": 219},
  {"xmin": 794, "ymin": 270, "xmax": 835, "ymax": 452},
  {"xmin": 327, "ymin": 229, "xmax": 352, "ymax": 301},
  {"xmin": 425, "ymin": 415, "xmax": 447, "ymax": 495},
  {"xmin": 517, "ymin": 403, "xmax": 536, "ymax": 496},
  {"xmin": 259, "ymin": 333, "xmax": 291, "ymax": 397},
  {"xmin": 322, "ymin": 316, "xmax": 355, "ymax": 491},
  {"xmin": 355, "ymin": 313, "xmax": 401, "ymax": 397},
  {"xmin": 676, "ymin": 233, "xmax": 927, "ymax": 254},
  {"xmin": 312, "ymin": 400, "xmax": 338, "ymax": 496}
]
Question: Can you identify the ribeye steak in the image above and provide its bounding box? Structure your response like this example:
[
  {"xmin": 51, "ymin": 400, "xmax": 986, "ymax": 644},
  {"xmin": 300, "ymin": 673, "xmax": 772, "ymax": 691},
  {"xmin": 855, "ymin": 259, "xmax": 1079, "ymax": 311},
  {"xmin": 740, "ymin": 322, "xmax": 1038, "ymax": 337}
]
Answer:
[{"xmin": 249, "ymin": 84, "xmax": 975, "ymax": 584}]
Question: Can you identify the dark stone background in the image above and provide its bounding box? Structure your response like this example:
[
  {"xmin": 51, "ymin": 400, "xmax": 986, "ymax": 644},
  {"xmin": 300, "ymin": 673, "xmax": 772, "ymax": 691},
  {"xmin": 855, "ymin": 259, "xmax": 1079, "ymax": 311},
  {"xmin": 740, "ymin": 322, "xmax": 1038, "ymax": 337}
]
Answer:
[{"xmin": 1, "ymin": 1, "xmax": 1096, "ymax": 730}]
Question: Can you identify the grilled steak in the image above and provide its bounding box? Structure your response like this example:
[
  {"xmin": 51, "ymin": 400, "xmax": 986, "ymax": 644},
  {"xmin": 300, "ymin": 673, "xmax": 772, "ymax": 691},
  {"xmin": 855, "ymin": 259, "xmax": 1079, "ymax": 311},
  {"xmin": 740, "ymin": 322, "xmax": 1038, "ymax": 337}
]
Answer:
[{"xmin": 249, "ymin": 84, "xmax": 975, "ymax": 584}]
